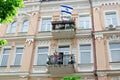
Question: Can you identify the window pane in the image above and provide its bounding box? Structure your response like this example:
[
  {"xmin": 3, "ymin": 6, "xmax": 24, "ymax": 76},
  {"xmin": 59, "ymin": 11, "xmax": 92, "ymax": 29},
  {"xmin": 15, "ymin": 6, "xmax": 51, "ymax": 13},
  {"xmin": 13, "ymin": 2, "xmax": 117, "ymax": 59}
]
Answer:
[
  {"xmin": 81, "ymin": 52, "xmax": 91, "ymax": 64},
  {"xmin": 16, "ymin": 48, "xmax": 24, "ymax": 53},
  {"xmin": 80, "ymin": 45, "xmax": 91, "ymax": 50},
  {"xmin": 21, "ymin": 20, "xmax": 29, "ymax": 32},
  {"xmin": 10, "ymin": 22, "xmax": 16, "ymax": 33},
  {"xmin": 111, "ymin": 50, "xmax": 120, "ymax": 62},
  {"xmin": 38, "ymin": 47, "xmax": 48, "ymax": 53},
  {"xmin": 14, "ymin": 54, "xmax": 22, "ymax": 65},
  {"xmin": 110, "ymin": 43, "xmax": 120, "ymax": 49},
  {"xmin": 1, "ymin": 55, "xmax": 9, "ymax": 66},
  {"xmin": 37, "ymin": 54, "xmax": 48, "ymax": 65},
  {"xmin": 3, "ymin": 49, "xmax": 10, "ymax": 54}
]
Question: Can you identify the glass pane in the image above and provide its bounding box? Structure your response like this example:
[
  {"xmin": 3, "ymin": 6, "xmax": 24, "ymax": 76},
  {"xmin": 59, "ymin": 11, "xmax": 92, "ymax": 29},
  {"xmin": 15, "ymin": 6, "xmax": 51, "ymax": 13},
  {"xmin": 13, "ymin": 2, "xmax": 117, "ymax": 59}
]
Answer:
[
  {"xmin": 111, "ymin": 50, "xmax": 120, "ymax": 62},
  {"xmin": 16, "ymin": 48, "xmax": 23, "ymax": 54},
  {"xmin": 14, "ymin": 54, "xmax": 22, "ymax": 65},
  {"xmin": 37, "ymin": 54, "xmax": 48, "ymax": 65},
  {"xmin": 80, "ymin": 45, "xmax": 91, "ymax": 50},
  {"xmin": 38, "ymin": 47, "xmax": 48, "ymax": 53},
  {"xmin": 22, "ymin": 20, "xmax": 29, "ymax": 32},
  {"xmin": 81, "ymin": 52, "xmax": 91, "ymax": 64},
  {"xmin": 10, "ymin": 22, "xmax": 16, "ymax": 33},
  {"xmin": 3, "ymin": 49, "xmax": 10, "ymax": 54},
  {"xmin": 59, "ymin": 46, "xmax": 69, "ymax": 52},
  {"xmin": 110, "ymin": 43, "xmax": 120, "ymax": 49},
  {"xmin": 1, "ymin": 55, "xmax": 9, "ymax": 66}
]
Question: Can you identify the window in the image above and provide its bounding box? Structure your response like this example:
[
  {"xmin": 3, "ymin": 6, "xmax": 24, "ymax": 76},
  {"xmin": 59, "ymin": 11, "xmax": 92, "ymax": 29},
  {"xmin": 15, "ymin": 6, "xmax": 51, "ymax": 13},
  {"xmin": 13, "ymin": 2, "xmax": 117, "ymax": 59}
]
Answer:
[
  {"xmin": 1, "ymin": 49, "xmax": 11, "ymax": 66},
  {"xmin": 58, "ymin": 46, "xmax": 70, "ymax": 54},
  {"xmin": 79, "ymin": 15, "xmax": 91, "ymax": 29},
  {"xmin": 79, "ymin": 45, "xmax": 91, "ymax": 64},
  {"xmin": 105, "ymin": 12, "xmax": 118, "ymax": 27},
  {"xmin": 21, "ymin": 20, "xmax": 29, "ymax": 32},
  {"xmin": 40, "ymin": 18, "xmax": 52, "ymax": 31},
  {"xmin": 14, "ymin": 48, "xmax": 24, "ymax": 65},
  {"xmin": 36, "ymin": 47, "xmax": 48, "ymax": 65},
  {"xmin": 109, "ymin": 43, "xmax": 120, "ymax": 62},
  {"xmin": 58, "ymin": 46, "xmax": 70, "ymax": 64},
  {"xmin": 8, "ymin": 21, "xmax": 17, "ymax": 33}
]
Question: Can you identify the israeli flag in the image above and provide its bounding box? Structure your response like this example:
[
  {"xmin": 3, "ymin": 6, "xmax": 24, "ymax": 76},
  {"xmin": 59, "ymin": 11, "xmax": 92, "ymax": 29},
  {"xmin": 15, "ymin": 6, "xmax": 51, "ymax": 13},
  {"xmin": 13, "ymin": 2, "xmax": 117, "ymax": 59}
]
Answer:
[{"xmin": 61, "ymin": 5, "xmax": 73, "ymax": 15}]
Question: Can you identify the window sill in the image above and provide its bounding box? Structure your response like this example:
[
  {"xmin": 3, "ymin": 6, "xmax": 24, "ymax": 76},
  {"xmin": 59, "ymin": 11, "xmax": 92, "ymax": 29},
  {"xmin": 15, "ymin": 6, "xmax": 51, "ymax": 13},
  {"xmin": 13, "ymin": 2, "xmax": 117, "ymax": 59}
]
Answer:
[{"xmin": 10, "ymin": 65, "xmax": 21, "ymax": 67}]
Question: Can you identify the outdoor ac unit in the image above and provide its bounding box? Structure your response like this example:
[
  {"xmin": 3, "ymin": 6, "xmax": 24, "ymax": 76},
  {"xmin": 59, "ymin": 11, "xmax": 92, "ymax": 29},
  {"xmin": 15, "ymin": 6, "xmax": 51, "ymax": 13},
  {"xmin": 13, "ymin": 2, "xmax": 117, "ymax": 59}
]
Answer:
[{"xmin": 107, "ymin": 24, "xmax": 116, "ymax": 30}]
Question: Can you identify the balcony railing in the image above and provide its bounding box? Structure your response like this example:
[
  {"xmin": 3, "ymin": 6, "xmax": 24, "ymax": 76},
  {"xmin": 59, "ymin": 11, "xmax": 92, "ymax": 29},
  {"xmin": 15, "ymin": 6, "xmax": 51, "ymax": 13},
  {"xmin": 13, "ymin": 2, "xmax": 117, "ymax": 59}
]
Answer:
[
  {"xmin": 46, "ymin": 53, "xmax": 75, "ymax": 74},
  {"xmin": 47, "ymin": 54, "xmax": 75, "ymax": 65},
  {"xmin": 51, "ymin": 20, "xmax": 76, "ymax": 38}
]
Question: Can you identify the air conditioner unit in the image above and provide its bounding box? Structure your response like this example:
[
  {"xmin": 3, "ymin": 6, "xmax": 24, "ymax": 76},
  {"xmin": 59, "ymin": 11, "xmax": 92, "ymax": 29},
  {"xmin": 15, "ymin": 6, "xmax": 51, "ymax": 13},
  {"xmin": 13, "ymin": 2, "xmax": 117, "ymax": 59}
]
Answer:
[{"xmin": 107, "ymin": 24, "xmax": 116, "ymax": 30}]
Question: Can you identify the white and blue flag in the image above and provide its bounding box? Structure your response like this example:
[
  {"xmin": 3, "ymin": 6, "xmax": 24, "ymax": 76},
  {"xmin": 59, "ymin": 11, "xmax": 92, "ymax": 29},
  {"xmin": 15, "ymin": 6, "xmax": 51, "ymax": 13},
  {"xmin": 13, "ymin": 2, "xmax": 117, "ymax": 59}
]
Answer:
[{"xmin": 61, "ymin": 5, "xmax": 73, "ymax": 15}]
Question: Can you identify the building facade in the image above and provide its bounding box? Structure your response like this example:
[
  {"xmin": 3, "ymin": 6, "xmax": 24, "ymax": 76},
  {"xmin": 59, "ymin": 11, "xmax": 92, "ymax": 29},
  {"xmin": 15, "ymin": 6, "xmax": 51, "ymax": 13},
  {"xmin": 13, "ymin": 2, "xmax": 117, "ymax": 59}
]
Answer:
[{"xmin": 0, "ymin": 0, "xmax": 120, "ymax": 80}]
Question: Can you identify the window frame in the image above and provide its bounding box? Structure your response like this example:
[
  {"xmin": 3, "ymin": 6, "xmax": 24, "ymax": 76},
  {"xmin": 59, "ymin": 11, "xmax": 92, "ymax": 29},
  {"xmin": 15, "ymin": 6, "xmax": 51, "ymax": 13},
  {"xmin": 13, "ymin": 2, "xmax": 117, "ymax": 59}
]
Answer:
[
  {"xmin": 39, "ymin": 16, "xmax": 52, "ymax": 32},
  {"xmin": 78, "ymin": 44, "xmax": 93, "ymax": 64},
  {"xmin": 0, "ymin": 47, "xmax": 11, "ymax": 67},
  {"xmin": 34, "ymin": 46, "xmax": 49, "ymax": 66},
  {"xmin": 104, "ymin": 10, "xmax": 120, "ymax": 27},
  {"xmin": 20, "ymin": 20, "xmax": 29, "ymax": 32},
  {"xmin": 78, "ymin": 14, "xmax": 91, "ymax": 29},
  {"xmin": 13, "ymin": 46, "xmax": 24, "ymax": 66},
  {"xmin": 109, "ymin": 43, "xmax": 120, "ymax": 62},
  {"xmin": 7, "ymin": 21, "xmax": 17, "ymax": 33}
]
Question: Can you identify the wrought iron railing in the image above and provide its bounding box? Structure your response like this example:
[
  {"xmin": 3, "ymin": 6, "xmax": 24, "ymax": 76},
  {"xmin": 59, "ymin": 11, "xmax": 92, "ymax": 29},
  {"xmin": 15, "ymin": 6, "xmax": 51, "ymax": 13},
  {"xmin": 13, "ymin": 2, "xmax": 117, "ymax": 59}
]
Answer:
[{"xmin": 47, "ymin": 54, "xmax": 75, "ymax": 65}]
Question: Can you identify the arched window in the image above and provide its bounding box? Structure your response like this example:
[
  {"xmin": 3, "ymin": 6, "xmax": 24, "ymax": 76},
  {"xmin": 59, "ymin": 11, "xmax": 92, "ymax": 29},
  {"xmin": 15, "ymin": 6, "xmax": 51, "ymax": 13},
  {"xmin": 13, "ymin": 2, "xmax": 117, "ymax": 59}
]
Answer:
[
  {"xmin": 21, "ymin": 20, "xmax": 29, "ymax": 32},
  {"xmin": 9, "ymin": 21, "xmax": 16, "ymax": 33}
]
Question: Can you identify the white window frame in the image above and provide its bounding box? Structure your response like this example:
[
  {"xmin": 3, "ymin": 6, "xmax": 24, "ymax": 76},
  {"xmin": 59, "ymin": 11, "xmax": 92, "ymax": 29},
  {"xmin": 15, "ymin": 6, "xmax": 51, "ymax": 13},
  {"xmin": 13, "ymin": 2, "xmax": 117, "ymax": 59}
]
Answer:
[
  {"xmin": 39, "ymin": 16, "xmax": 52, "ymax": 32},
  {"xmin": 0, "ymin": 46, "xmax": 11, "ymax": 66},
  {"xmin": 20, "ymin": 20, "xmax": 29, "ymax": 32},
  {"xmin": 58, "ymin": 45, "xmax": 70, "ymax": 55},
  {"xmin": 78, "ymin": 13, "xmax": 91, "ymax": 29},
  {"xmin": 108, "ymin": 43, "xmax": 120, "ymax": 62},
  {"xmin": 34, "ymin": 45, "xmax": 49, "ymax": 65},
  {"xmin": 79, "ymin": 44, "xmax": 92, "ymax": 64},
  {"xmin": 7, "ymin": 21, "xmax": 17, "ymax": 33},
  {"xmin": 13, "ymin": 46, "xmax": 24, "ymax": 66},
  {"xmin": 104, "ymin": 10, "xmax": 120, "ymax": 27}
]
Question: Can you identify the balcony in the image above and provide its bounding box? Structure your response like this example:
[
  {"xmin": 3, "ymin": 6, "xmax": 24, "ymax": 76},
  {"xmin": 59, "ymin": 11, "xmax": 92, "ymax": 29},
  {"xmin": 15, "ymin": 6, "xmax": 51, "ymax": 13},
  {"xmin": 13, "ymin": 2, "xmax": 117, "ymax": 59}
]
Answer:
[
  {"xmin": 47, "ymin": 53, "xmax": 75, "ymax": 74},
  {"xmin": 51, "ymin": 20, "xmax": 76, "ymax": 39}
]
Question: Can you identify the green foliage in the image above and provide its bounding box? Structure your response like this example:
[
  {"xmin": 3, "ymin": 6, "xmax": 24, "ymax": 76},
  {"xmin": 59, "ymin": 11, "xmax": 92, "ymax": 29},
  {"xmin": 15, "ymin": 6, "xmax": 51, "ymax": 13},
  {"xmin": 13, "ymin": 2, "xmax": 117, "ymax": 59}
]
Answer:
[
  {"xmin": 0, "ymin": 40, "xmax": 8, "ymax": 46},
  {"xmin": 0, "ymin": 0, "xmax": 24, "ymax": 24},
  {"xmin": 62, "ymin": 75, "xmax": 82, "ymax": 80}
]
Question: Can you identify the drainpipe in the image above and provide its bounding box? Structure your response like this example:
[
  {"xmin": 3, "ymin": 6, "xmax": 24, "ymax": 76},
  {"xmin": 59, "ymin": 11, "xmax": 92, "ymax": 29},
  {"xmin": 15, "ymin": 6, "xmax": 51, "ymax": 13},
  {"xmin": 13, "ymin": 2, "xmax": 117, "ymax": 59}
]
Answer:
[{"xmin": 88, "ymin": 0, "xmax": 98, "ymax": 80}]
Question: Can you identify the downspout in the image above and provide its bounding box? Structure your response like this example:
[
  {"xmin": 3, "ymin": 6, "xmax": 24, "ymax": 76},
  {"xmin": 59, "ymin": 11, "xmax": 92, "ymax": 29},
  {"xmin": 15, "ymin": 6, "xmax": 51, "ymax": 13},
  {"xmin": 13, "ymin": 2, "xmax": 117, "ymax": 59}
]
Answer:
[{"xmin": 88, "ymin": 0, "xmax": 98, "ymax": 80}]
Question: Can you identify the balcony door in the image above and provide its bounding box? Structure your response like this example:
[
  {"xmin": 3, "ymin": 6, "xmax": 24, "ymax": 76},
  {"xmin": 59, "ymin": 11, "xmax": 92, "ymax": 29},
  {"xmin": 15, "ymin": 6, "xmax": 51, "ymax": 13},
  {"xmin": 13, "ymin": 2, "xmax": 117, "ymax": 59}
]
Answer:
[{"xmin": 58, "ymin": 46, "xmax": 70, "ymax": 65}]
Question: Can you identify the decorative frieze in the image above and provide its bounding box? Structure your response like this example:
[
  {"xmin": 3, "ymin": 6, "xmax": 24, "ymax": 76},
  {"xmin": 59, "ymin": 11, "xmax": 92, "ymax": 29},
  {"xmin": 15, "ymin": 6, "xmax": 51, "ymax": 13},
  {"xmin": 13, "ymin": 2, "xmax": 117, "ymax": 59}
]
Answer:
[
  {"xmin": 108, "ymin": 35, "xmax": 120, "ymax": 42},
  {"xmin": 78, "ymin": 37, "xmax": 91, "ymax": 44},
  {"xmin": 58, "ymin": 39, "xmax": 71, "ymax": 45},
  {"xmin": 38, "ymin": 40, "xmax": 50, "ymax": 46}
]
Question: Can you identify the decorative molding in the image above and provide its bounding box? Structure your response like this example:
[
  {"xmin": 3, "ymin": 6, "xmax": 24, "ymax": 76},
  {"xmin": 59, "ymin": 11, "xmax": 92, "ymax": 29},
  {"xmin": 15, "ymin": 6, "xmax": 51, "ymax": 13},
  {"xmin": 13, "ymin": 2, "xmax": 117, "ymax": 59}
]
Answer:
[
  {"xmin": 25, "ymin": 38, "xmax": 34, "ymax": 45},
  {"xmin": 38, "ymin": 40, "xmax": 50, "ymax": 46},
  {"xmin": 58, "ymin": 39, "xmax": 71, "ymax": 45},
  {"xmin": 108, "ymin": 35, "xmax": 120, "ymax": 42},
  {"xmin": 51, "ymin": 39, "xmax": 57, "ymax": 47},
  {"xmin": 95, "ymin": 34, "xmax": 103, "ymax": 42},
  {"xmin": 78, "ymin": 37, "xmax": 91, "ymax": 44}
]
